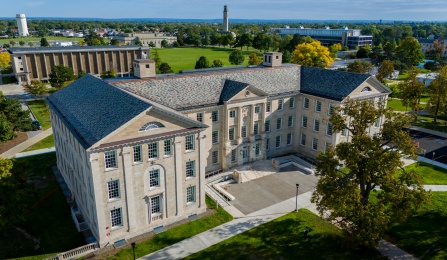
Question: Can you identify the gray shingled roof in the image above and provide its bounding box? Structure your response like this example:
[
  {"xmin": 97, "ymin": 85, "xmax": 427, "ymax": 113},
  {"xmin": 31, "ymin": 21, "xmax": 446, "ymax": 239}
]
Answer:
[
  {"xmin": 300, "ymin": 66, "xmax": 370, "ymax": 101},
  {"xmin": 218, "ymin": 79, "xmax": 250, "ymax": 105},
  {"xmin": 113, "ymin": 66, "xmax": 301, "ymax": 110},
  {"xmin": 46, "ymin": 74, "xmax": 151, "ymax": 149}
]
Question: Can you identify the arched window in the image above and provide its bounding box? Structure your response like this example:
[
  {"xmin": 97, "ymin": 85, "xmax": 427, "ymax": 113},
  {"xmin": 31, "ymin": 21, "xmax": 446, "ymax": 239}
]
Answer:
[
  {"xmin": 139, "ymin": 122, "xmax": 165, "ymax": 131},
  {"xmin": 361, "ymin": 87, "xmax": 372, "ymax": 92}
]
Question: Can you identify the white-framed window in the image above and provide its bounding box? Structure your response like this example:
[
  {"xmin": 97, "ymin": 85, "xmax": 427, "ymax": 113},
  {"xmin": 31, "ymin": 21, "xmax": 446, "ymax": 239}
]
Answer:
[
  {"xmin": 254, "ymin": 122, "xmax": 259, "ymax": 135},
  {"xmin": 212, "ymin": 130, "xmax": 219, "ymax": 144},
  {"xmin": 105, "ymin": 151, "xmax": 117, "ymax": 169},
  {"xmin": 149, "ymin": 169, "xmax": 160, "ymax": 187},
  {"xmin": 303, "ymin": 98, "xmax": 309, "ymax": 109},
  {"xmin": 290, "ymin": 97, "xmax": 295, "ymax": 108},
  {"xmin": 325, "ymin": 142, "xmax": 331, "ymax": 153},
  {"xmin": 326, "ymin": 123, "xmax": 333, "ymax": 136},
  {"xmin": 212, "ymin": 110, "xmax": 219, "ymax": 122},
  {"xmin": 229, "ymin": 127, "xmax": 235, "ymax": 140},
  {"xmin": 375, "ymin": 116, "xmax": 380, "ymax": 127},
  {"xmin": 255, "ymin": 106, "xmax": 261, "ymax": 114},
  {"xmin": 315, "ymin": 100, "xmax": 322, "ymax": 112},
  {"xmin": 151, "ymin": 196, "xmax": 161, "ymax": 214},
  {"xmin": 197, "ymin": 112, "xmax": 203, "ymax": 123},
  {"xmin": 187, "ymin": 186, "xmax": 196, "ymax": 203},
  {"xmin": 133, "ymin": 145, "xmax": 142, "ymax": 163},
  {"xmin": 328, "ymin": 104, "xmax": 335, "ymax": 115},
  {"xmin": 302, "ymin": 116, "xmax": 308, "ymax": 128},
  {"xmin": 241, "ymin": 126, "xmax": 247, "ymax": 138},
  {"xmin": 300, "ymin": 133, "xmax": 306, "ymax": 146},
  {"xmin": 212, "ymin": 151, "xmax": 218, "ymax": 164},
  {"xmin": 266, "ymin": 138, "xmax": 270, "ymax": 150},
  {"xmin": 110, "ymin": 208, "xmax": 122, "ymax": 227},
  {"xmin": 107, "ymin": 180, "xmax": 120, "ymax": 199},
  {"xmin": 185, "ymin": 135, "xmax": 195, "ymax": 151},
  {"xmin": 186, "ymin": 160, "xmax": 195, "ymax": 177},
  {"xmin": 278, "ymin": 99, "xmax": 284, "ymax": 110},
  {"xmin": 229, "ymin": 110, "xmax": 236, "ymax": 118},
  {"xmin": 231, "ymin": 149, "xmax": 237, "ymax": 163},
  {"xmin": 276, "ymin": 118, "xmax": 282, "ymax": 130},
  {"xmin": 148, "ymin": 142, "xmax": 158, "ymax": 159},
  {"xmin": 164, "ymin": 139, "xmax": 172, "ymax": 156},
  {"xmin": 312, "ymin": 138, "xmax": 318, "ymax": 150},
  {"xmin": 266, "ymin": 102, "xmax": 272, "ymax": 112},
  {"xmin": 314, "ymin": 119, "xmax": 320, "ymax": 132},
  {"xmin": 288, "ymin": 116, "xmax": 294, "ymax": 127},
  {"xmin": 275, "ymin": 135, "xmax": 281, "ymax": 148},
  {"xmin": 287, "ymin": 133, "xmax": 292, "ymax": 145}
]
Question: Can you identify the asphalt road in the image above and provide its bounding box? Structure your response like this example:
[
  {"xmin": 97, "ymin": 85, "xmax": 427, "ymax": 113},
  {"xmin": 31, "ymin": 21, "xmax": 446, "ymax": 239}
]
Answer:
[{"xmin": 407, "ymin": 129, "xmax": 447, "ymax": 164}]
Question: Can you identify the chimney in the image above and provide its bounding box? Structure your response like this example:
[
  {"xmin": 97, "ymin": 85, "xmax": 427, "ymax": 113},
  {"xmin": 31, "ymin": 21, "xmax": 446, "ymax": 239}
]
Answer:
[
  {"xmin": 133, "ymin": 59, "xmax": 156, "ymax": 78},
  {"xmin": 263, "ymin": 52, "xmax": 283, "ymax": 67}
]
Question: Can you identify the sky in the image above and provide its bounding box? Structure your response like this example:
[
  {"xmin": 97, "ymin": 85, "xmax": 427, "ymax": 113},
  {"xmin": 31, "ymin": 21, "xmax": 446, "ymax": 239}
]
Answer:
[{"xmin": 2, "ymin": 0, "xmax": 447, "ymax": 21}]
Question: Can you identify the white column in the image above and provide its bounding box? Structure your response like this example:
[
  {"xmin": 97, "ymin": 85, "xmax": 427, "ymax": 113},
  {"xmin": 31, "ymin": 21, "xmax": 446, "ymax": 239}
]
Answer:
[
  {"xmin": 198, "ymin": 132, "xmax": 206, "ymax": 208},
  {"xmin": 174, "ymin": 136, "xmax": 184, "ymax": 215},
  {"xmin": 121, "ymin": 146, "xmax": 137, "ymax": 233}
]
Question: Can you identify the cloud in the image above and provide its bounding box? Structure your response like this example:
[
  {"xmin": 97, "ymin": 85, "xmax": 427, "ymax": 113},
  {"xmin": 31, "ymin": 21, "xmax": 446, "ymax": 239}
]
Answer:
[{"xmin": 25, "ymin": 1, "xmax": 46, "ymax": 7}]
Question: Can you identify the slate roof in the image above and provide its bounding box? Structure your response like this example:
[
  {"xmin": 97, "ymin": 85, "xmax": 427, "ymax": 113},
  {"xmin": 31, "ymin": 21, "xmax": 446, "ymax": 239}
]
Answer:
[
  {"xmin": 46, "ymin": 74, "xmax": 151, "ymax": 149},
  {"xmin": 112, "ymin": 65, "xmax": 301, "ymax": 110},
  {"xmin": 300, "ymin": 66, "xmax": 370, "ymax": 101},
  {"xmin": 218, "ymin": 79, "xmax": 250, "ymax": 105}
]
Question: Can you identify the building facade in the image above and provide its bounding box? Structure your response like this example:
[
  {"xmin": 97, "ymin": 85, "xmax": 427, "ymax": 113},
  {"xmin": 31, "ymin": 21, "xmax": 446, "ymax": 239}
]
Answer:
[
  {"xmin": 113, "ymin": 33, "xmax": 177, "ymax": 48},
  {"xmin": 47, "ymin": 52, "xmax": 390, "ymax": 246},
  {"xmin": 418, "ymin": 38, "xmax": 447, "ymax": 58},
  {"xmin": 269, "ymin": 26, "xmax": 373, "ymax": 49},
  {"xmin": 8, "ymin": 45, "xmax": 149, "ymax": 84}
]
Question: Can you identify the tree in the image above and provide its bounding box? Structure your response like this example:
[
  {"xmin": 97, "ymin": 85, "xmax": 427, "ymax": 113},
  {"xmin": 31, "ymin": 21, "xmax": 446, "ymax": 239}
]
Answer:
[
  {"xmin": 356, "ymin": 45, "xmax": 372, "ymax": 58},
  {"xmin": 376, "ymin": 60, "xmax": 395, "ymax": 83},
  {"xmin": 428, "ymin": 65, "xmax": 447, "ymax": 124},
  {"xmin": 291, "ymin": 41, "xmax": 333, "ymax": 68},
  {"xmin": 229, "ymin": 50, "xmax": 245, "ymax": 65},
  {"xmin": 0, "ymin": 52, "xmax": 11, "ymax": 70},
  {"xmin": 426, "ymin": 40, "xmax": 446, "ymax": 61},
  {"xmin": 9, "ymin": 40, "xmax": 15, "ymax": 47},
  {"xmin": 101, "ymin": 68, "xmax": 117, "ymax": 79},
  {"xmin": 212, "ymin": 59, "xmax": 223, "ymax": 68},
  {"xmin": 18, "ymin": 41, "xmax": 25, "ymax": 47},
  {"xmin": 49, "ymin": 65, "xmax": 76, "ymax": 89},
  {"xmin": 195, "ymin": 56, "xmax": 210, "ymax": 69},
  {"xmin": 110, "ymin": 38, "xmax": 119, "ymax": 46},
  {"xmin": 282, "ymin": 50, "xmax": 292, "ymax": 63},
  {"xmin": 27, "ymin": 42, "xmax": 34, "ymax": 47},
  {"xmin": 134, "ymin": 38, "xmax": 142, "ymax": 46},
  {"xmin": 78, "ymin": 40, "xmax": 86, "ymax": 46},
  {"xmin": 248, "ymin": 53, "xmax": 262, "ymax": 65},
  {"xmin": 148, "ymin": 41, "xmax": 155, "ymax": 48},
  {"xmin": 234, "ymin": 33, "xmax": 252, "ymax": 50},
  {"xmin": 396, "ymin": 37, "xmax": 424, "ymax": 69},
  {"xmin": 312, "ymin": 99, "xmax": 428, "ymax": 248},
  {"xmin": 347, "ymin": 60, "xmax": 373, "ymax": 74},
  {"xmin": 159, "ymin": 62, "xmax": 173, "ymax": 74},
  {"xmin": 23, "ymin": 80, "xmax": 47, "ymax": 96},
  {"xmin": 398, "ymin": 67, "xmax": 425, "ymax": 118},
  {"xmin": 78, "ymin": 70, "xmax": 86, "ymax": 78},
  {"xmin": 84, "ymin": 32, "xmax": 105, "ymax": 46},
  {"xmin": 221, "ymin": 34, "xmax": 234, "ymax": 48},
  {"xmin": 328, "ymin": 43, "xmax": 342, "ymax": 58},
  {"xmin": 152, "ymin": 50, "xmax": 161, "ymax": 73},
  {"xmin": 161, "ymin": 39, "xmax": 169, "ymax": 48},
  {"xmin": 40, "ymin": 37, "xmax": 49, "ymax": 47},
  {"xmin": 0, "ymin": 92, "xmax": 32, "ymax": 142}
]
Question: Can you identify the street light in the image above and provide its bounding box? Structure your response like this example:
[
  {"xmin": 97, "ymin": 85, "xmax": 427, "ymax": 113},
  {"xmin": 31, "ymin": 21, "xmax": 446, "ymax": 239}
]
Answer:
[
  {"xmin": 432, "ymin": 152, "xmax": 436, "ymax": 164},
  {"xmin": 294, "ymin": 183, "xmax": 299, "ymax": 212},
  {"xmin": 131, "ymin": 242, "xmax": 136, "ymax": 260}
]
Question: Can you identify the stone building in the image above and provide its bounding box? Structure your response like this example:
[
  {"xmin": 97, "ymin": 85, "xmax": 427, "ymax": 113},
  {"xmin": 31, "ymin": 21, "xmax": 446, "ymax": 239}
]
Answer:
[
  {"xmin": 112, "ymin": 33, "xmax": 177, "ymax": 48},
  {"xmin": 8, "ymin": 45, "xmax": 149, "ymax": 84},
  {"xmin": 47, "ymin": 52, "xmax": 390, "ymax": 246}
]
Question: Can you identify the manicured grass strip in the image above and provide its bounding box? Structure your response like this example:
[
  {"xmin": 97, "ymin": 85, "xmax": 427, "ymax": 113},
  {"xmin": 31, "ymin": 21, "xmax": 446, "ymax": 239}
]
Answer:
[
  {"xmin": 23, "ymin": 134, "xmax": 55, "ymax": 152},
  {"xmin": 111, "ymin": 196, "xmax": 233, "ymax": 259},
  {"xmin": 186, "ymin": 209, "xmax": 381, "ymax": 260},
  {"xmin": 413, "ymin": 115, "xmax": 447, "ymax": 133},
  {"xmin": 27, "ymin": 100, "xmax": 51, "ymax": 130},
  {"xmin": 386, "ymin": 192, "xmax": 447, "ymax": 259},
  {"xmin": 403, "ymin": 162, "xmax": 447, "ymax": 185},
  {"xmin": 387, "ymin": 98, "xmax": 427, "ymax": 112}
]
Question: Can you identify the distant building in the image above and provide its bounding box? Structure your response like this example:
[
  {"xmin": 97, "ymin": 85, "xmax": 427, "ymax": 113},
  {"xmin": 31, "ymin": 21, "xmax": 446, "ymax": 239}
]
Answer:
[
  {"xmin": 113, "ymin": 33, "xmax": 177, "ymax": 48},
  {"xmin": 223, "ymin": 5, "xmax": 229, "ymax": 32},
  {"xmin": 54, "ymin": 42, "xmax": 74, "ymax": 47},
  {"xmin": 8, "ymin": 45, "xmax": 149, "ymax": 84},
  {"xmin": 16, "ymin": 14, "xmax": 29, "ymax": 37},
  {"xmin": 418, "ymin": 38, "xmax": 447, "ymax": 58},
  {"xmin": 269, "ymin": 26, "xmax": 373, "ymax": 49}
]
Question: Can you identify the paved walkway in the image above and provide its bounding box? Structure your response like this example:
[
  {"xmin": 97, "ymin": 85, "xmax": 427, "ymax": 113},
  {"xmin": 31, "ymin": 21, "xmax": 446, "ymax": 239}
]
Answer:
[{"xmin": 0, "ymin": 128, "xmax": 53, "ymax": 159}]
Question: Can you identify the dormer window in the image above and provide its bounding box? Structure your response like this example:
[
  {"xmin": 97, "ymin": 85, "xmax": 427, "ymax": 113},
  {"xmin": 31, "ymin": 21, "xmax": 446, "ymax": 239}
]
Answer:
[
  {"xmin": 361, "ymin": 87, "xmax": 372, "ymax": 92},
  {"xmin": 139, "ymin": 122, "xmax": 165, "ymax": 131}
]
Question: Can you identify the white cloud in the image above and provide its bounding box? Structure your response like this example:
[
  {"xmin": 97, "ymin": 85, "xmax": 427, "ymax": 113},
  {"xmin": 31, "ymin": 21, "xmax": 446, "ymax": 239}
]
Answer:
[{"xmin": 25, "ymin": 1, "xmax": 46, "ymax": 7}]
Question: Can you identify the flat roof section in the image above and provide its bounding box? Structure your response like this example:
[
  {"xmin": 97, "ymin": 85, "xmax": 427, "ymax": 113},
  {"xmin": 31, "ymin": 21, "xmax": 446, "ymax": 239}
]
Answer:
[{"xmin": 9, "ymin": 45, "xmax": 150, "ymax": 55}]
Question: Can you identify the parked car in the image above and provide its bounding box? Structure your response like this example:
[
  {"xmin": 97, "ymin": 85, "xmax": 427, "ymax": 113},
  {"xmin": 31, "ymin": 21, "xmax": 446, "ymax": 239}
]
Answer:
[{"xmin": 32, "ymin": 120, "xmax": 42, "ymax": 130}]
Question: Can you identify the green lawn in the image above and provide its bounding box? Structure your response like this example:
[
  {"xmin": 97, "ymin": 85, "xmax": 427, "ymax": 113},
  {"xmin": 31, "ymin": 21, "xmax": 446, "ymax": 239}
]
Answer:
[
  {"xmin": 23, "ymin": 134, "xmax": 55, "ymax": 152},
  {"xmin": 387, "ymin": 98, "xmax": 427, "ymax": 112},
  {"xmin": 27, "ymin": 100, "xmax": 51, "ymax": 130},
  {"xmin": 110, "ymin": 195, "xmax": 233, "ymax": 259},
  {"xmin": 186, "ymin": 209, "xmax": 382, "ymax": 260},
  {"xmin": 386, "ymin": 192, "xmax": 447, "ymax": 259},
  {"xmin": 414, "ymin": 115, "xmax": 447, "ymax": 133},
  {"xmin": 152, "ymin": 47, "xmax": 262, "ymax": 73},
  {"xmin": 0, "ymin": 153, "xmax": 85, "ymax": 259},
  {"xmin": 403, "ymin": 162, "xmax": 447, "ymax": 185}
]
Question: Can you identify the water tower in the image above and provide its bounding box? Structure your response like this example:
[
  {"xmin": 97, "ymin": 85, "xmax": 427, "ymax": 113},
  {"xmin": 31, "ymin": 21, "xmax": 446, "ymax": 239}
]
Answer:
[{"xmin": 16, "ymin": 14, "xmax": 29, "ymax": 37}]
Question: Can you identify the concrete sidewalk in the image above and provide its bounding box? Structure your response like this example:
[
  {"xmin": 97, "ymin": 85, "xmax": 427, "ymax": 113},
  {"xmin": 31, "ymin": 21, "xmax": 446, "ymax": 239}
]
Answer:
[{"xmin": 0, "ymin": 128, "xmax": 53, "ymax": 158}]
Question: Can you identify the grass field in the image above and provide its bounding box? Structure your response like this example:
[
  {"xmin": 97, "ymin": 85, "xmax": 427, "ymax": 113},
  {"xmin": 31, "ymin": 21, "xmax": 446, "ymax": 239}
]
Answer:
[
  {"xmin": 23, "ymin": 134, "xmax": 55, "ymax": 152},
  {"xmin": 386, "ymin": 192, "xmax": 447, "ymax": 259},
  {"xmin": 186, "ymin": 209, "xmax": 382, "ymax": 259},
  {"xmin": 111, "ymin": 195, "xmax": 233, "ymax": 259},
  {"xmin": 402, "ymin": 162, "xmax": 447, "ymax": 185},
  {"xmin": 414, "ymin": 115, "xmax": 447, "ymax": 132},
  {"xmin": 387, "ymin": 98, "xmax": 427, "ymax": 112},
  {"xmin": 152, "ymin": 47, "xmax": 262, "ymax": 73},
  {"xmin": 27, "ymin": 100, "xmax": 51, "ymax": 130}
]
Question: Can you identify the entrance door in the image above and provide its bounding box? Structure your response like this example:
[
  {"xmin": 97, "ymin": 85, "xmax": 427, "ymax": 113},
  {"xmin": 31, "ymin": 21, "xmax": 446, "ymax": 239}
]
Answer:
[{"xmin": 242, "ymin": 148, "xmax": 249, "ymax": 164}]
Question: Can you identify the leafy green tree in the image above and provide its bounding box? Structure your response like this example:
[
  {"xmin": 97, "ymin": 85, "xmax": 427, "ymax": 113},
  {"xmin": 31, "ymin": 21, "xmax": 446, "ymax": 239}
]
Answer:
[
  {"xmin": 428, "ymin": 65, "xmax": 447, "ymax": 124},
  {"xmin": 210, "ymin": 33, "xmax": 222, "ymax": 47},
  {"xmin": 9, "ymin": 40, "xmax": 15, "ymax": 47},
  {"xmin": 161, "ymin": 39, "xmax": 169, "ymax": 48},
  {"xmin": 328, "ymin": 43, "xmax": 342, "ymax": 58},
  {"xmin": 398, "ymin": 67, "xmax": 425, "ymax": 118},
  {"xmin": 221, "ymin": 34, "xmax": 234, "ymax": 48},
  {"xmin": 3, "ymin": 43, "xmax": 10, "ymax": 49},
  {"xmin": 0, "ymin": 92, "xmax": 32, "ymax": 142},
  {"xmin": 396, "ymin": 37, "xmax": 424, "ymax": 68},
  {"xmin": 195, "ymin": 56, "xmax": 210, "ymax": 69},
  {"xmin": 49, "ymin": 65, "xmax": 76, "ymax": 89},
  {"xmin": 292, "ymin": 41, "xmax": 333, "ymax": 68},
  {"xmin": 18, "ymin": 41, "xmax": 25, "ymax": 47},
  {"xmin": 40, "ymin": 37, "xmax": 49, "ymax": 47},
  {"xmin": 313, "ymin": 99, "xmax": 428, "ymax": 248},
  {"xmin": 78, "ymin": 70, "xmax": 86, "ymax": 78},
  {"xmin": 148, "ymin": 41, "xmax": 155, "ymax": 48},
  {"xmin": 27, "ymin": 42, "xmax": 34, "ymax": 47},
  {"xmin": 376, "ymin": 60, "xmax": 395, "ymax": 83},
  {"xmin": 356, "ymin": 45, "xmax": 372, "ymax": 58},
  {"xmin": 229, "ymin": 50, "xmax": 245, "ymax": 65},
  {"xmin": 248, "ymin": 53, "xmax": 262, "ymax": 65},
  {"xmin": 23, "ymin": 80, "xmax": 47, "ymax": 96},
  {"xmin": 212, "ymin": 59, "xmax": 223, "ymax": 68},
  {"xmin": 159, "ymin": 62, "xmax": 173, "ymax": 74},
  {"xmin": 234, "ymin": 33, "xmax": 253, "ymax": 50},
  {"xmin": 100, "ymin": 68, "xmax": 117, "ymax": 79},
  {"xmin": 84, "ymin": 32, "xmax": 105, "ymax": 46},
  {"xmin": 110, "ymin": 38, "xmax": 119, "ymax": 46},
  {"xmin": 282, "ymin": 50, "xmax": 292, "ymax": 63},
  {"xmin": 347, "ymin": 60, "xmax": 373, "ymax": 74}
]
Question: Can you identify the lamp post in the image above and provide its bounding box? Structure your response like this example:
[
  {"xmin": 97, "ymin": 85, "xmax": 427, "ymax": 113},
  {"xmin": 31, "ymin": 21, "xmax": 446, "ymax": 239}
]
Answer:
[
  {"xmin": 131, "ymin": 242, "xmax": 136, "ymax": 260},
  {"xmin": 294, "ymin": 183, "xmax": 299, "ymax": 212},
  {"xmin": 432, "ymin": 152, "xmax": 436, "ymax": 164}
]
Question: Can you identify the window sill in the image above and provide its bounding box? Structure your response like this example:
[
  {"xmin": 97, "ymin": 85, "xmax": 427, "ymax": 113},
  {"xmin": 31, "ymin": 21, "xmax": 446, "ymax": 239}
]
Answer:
[
  {"xmin": 105, "ymin": 168, "xmax": 118, "ymax": 172},
  {"xmin": 186, "ymin": 176, "xmax": 196, "ymax": 180},
  {"xmin": 148, "ymin": 158, "xmax": 159, "ymax": 162},
  {"xmin": 186, "ymin": 201, "xmax": 196, "ymax": 206},
  {"xmin": 108, "ymin": 197, "xmax": 121, "ymax": 202},
  {"xmin": 133, "ymin": 161, "xmax": 143, "ymax": 165},
  {"xmin": 163, "ymin": 155, "xmax": 173, "ymax": 158}
]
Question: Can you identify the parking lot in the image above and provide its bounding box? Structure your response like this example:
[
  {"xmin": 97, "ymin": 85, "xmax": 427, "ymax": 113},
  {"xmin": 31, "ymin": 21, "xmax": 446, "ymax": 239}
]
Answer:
[{"xmin": 407, "ymin": 129, "xmax": 447, "ymax": 164}]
